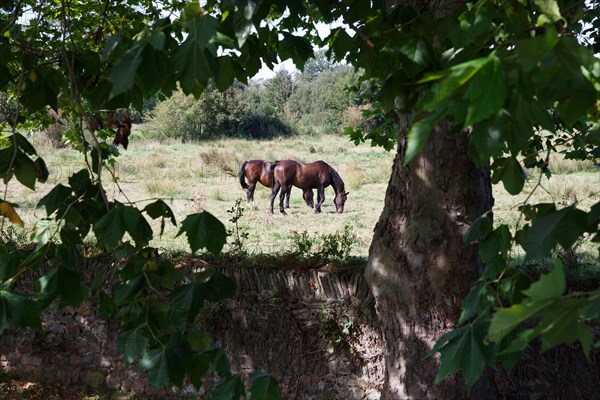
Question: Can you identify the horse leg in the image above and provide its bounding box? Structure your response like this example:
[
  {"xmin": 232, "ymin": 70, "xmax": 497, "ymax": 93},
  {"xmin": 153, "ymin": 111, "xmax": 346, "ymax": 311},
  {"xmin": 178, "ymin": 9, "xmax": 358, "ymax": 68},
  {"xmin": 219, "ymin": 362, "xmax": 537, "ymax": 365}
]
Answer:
[
  {"xmin": 315, "ymin": 186, "xmax": 325, "ymax": 213},
  {"xmin": 304, "ymin": 189, "xmax": 314, "ymax": 208},
  {"xmin": 285, "ymin": 187, "xmax": 291, "ymax": 209},
  {"xmin": 269, "ymin": 182, "xmax": 281, "ymax": 214},
  {"xmin": 247, "ymin": 182, "xmax": 257, "ymax": 204},
  {"xmin": 279, "ymin": 184, "xmax": 288, "ymax": 215}
]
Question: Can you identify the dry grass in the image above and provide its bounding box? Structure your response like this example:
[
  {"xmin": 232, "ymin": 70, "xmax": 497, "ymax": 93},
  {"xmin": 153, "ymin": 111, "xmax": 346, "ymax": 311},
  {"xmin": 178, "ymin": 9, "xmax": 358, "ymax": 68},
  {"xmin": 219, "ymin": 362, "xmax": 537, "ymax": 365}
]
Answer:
[
  {"xmin": 1, "ymin": 128, "xmax": 597, "ymax": 262},
  {"xmin": 1, "ymin": 130, "xmax": 395, "ymax": 257}
]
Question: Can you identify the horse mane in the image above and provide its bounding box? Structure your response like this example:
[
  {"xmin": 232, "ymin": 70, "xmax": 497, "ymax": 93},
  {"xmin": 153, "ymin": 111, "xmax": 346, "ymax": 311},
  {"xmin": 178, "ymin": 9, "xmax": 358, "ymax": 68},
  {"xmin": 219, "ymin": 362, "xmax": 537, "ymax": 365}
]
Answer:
[{"xmin": 326, "ymin": 163, "xmax": 345, "ymax": 194}]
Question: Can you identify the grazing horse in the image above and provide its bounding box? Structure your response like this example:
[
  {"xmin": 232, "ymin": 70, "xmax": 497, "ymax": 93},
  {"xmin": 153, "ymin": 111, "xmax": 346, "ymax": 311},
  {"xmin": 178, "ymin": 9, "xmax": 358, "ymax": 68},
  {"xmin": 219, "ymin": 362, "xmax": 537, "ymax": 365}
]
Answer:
[
  {"xmin": 239, "ymin": 160, "xmax": 314, "ymax": 208},
  {"xmin": 270, "ymin": 160, "xmax": 349, "ymax": 214}
]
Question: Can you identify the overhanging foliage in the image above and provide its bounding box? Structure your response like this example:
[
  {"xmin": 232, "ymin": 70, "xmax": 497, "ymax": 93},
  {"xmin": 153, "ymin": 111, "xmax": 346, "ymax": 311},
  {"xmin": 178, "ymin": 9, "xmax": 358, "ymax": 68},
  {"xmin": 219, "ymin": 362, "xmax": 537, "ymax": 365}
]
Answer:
[{"xmin": 0, "ymin": 0, "xmax": 599, "ymax": 395}]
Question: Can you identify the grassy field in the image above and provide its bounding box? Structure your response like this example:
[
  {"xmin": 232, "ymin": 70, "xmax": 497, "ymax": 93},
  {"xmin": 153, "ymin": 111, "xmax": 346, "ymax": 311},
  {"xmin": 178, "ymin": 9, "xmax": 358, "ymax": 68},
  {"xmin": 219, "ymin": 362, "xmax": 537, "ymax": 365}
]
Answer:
[
  {"xmin": 4, "ymin": 128, "xmax": 599, "ymax": 266},
  {"xmin": 7, "ymin": 129, "xmax": 395, "ymax": 259}
]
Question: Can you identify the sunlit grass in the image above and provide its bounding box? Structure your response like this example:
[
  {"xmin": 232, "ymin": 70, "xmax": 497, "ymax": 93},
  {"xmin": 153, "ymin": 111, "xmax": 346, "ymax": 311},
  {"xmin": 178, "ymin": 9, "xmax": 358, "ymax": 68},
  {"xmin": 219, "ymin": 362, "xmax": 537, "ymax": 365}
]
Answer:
[{"xmin": 2, "ymin": 127, "xmax": 597, "ymax": 266}]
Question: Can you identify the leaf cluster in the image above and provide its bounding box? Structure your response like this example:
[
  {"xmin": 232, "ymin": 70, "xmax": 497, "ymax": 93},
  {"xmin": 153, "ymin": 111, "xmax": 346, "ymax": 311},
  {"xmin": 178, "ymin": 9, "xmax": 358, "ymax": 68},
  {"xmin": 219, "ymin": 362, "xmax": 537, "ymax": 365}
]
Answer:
[{"xmin": 0, "ymin": 0, "xmax": 599, "ymax": 395}]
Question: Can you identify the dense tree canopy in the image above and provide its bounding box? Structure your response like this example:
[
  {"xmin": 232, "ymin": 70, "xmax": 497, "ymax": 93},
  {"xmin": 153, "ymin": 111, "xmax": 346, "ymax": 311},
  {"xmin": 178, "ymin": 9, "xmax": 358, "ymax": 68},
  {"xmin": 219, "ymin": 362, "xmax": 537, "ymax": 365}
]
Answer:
[{"xmin": 1, "ymin": 0, "xmax": 599, "ymax": 397}]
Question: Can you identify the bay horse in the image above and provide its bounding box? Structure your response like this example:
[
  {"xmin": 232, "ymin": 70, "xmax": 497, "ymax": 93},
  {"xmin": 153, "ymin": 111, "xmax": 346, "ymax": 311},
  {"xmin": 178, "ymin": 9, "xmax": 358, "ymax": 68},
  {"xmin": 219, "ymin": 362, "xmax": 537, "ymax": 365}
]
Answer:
[
  {"xmin": 239, "ymin": 160, "xmax": 314, "ymax": 208},
  {"xmin": 270, "ymin": 160, "xmax": 349, "ymax": 214}
]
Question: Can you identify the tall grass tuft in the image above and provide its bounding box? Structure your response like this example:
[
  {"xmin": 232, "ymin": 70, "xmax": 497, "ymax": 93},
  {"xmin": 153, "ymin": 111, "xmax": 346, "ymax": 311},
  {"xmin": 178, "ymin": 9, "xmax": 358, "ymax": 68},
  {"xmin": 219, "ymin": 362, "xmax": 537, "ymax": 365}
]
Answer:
[
  {"xmin": 199, "ymin": 148, "xmax": 242, "ymax": 178},
  {"xmin": 145, "ymin": 180, "xmax": 180, "ymax": 197},
  {"xmin": 341, "ymin": 164, "xmax": 363, "ymax": 191},
  {"xmin": 549, "ymin": 153, "xmax": 599, "ymax": 175}
]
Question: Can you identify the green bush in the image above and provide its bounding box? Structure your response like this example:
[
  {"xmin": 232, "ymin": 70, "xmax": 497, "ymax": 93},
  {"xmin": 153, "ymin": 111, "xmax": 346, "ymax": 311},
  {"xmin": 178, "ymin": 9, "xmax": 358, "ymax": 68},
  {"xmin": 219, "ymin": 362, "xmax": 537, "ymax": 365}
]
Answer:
[
  {"xmin": 290, "ymin": 225, "xmax": 358, "ymax": 261},
  {"xmin": 146, "ymin": 84, "xmax": 293, "ymax": 140}
]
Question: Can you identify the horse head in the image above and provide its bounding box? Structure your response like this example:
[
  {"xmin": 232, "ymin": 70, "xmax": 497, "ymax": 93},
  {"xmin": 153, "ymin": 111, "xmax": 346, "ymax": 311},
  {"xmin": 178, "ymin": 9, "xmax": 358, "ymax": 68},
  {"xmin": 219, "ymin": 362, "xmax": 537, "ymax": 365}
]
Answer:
[{"xmin": 334, "ymin": 191, "xmax": 349, "ymax": 213}]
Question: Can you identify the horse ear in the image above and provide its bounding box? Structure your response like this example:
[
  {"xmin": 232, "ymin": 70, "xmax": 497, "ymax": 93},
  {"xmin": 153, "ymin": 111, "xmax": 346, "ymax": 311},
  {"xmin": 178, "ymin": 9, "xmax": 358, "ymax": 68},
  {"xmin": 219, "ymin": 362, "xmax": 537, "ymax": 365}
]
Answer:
[{"xmin": 345, "ymin": 191, "xmax": 350, "ymax": 196}]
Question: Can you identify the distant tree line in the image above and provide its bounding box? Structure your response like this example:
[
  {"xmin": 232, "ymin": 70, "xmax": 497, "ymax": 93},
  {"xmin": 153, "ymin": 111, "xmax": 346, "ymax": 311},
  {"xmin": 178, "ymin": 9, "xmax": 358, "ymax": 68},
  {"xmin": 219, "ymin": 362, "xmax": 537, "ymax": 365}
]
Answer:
[{"xmin": 145, "ymin": 51, "xmax": 369, "ymax": 140}]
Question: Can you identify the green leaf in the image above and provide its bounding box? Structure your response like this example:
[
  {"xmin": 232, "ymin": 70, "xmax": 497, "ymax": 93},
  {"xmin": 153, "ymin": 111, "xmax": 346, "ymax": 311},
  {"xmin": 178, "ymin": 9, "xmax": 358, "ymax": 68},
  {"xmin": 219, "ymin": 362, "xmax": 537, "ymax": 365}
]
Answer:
[
  {"xmin": 249, "ymin": 371, "xmax": 279, "ymax": 400},
  {"xmin": 0, "ymin": 253, "xmax": 22, "ymax": 281},
  {"xmin": 203, "ymin": 270, "xmax": 237, "ymax": 302},
  {"xmin": 171, "ymin": 283, "xmax": 206, "ymax": 323},
  {"xmin": 93, "ymin": 208, "xmax": 126, "ymax": 248},
  {"xmin": 11, "ymin": 133, "xmax": 37, "ymax": 156},
  {"xmin": 490, "ymin": 262, "xmax": 564, "ymax": 343},
  {"xmin": 110, "ymin": 40, "xmax": 146, "ymax": 99},
  {"xmin": 14, "ymin": 152, "xmax": 37, "ymax": 190},
  {"xmin": 208, "ymin": 348, "xmax": 232, "ymax": 377},
  {"xmin": 537, "ymin": 302, "xmax": 593, "ymax": 357},
  {"xmin": 523, "ymin": 206, "xmax": 588, "ymax": 260},
  {"xmin": 175, "ymin": 14, "xmax": 218, "ymax": 95},
  {"xmin": 534, "ymin": 0, "xmax": 563, "ymax": 23},
  {"xmin": 20, "ymin": 67, "xmax": 64, "ymax": 112},
  {"xmin": 38, "ymin": 266, "xmax": 86, "ymax": 308},
  {"xmin": 54, "ymin": 243, "xmax": 85, "ymax": 269},
  {"xmin": 31, "ymin": 218, "xmax": 53, "ymax": 247},
  {"xmin": 187, "ymin": 330, "xmax": 212, "ymax": 351},
  {"xmin": 398, "ymin": 35, "xmax": 432, "ymax": 76},
  {"xmin": 479, "ymin": 225, "xmax": 512, "ymax": 263},
  {"xmin": 463, "ymin": 57, "xmax": 505, "ymax": 127},
  {"xmin": 491, "ymin": 157, "xmax": 525, "ymax": 195},
  {"xmin": 68, "ymin": 169, "xmax": 92, "ymax": 196},
  {"xmin": 434, "ymin": 320, "xmax": 493, "ymax": 390},
  {"xmin": 143, "ymin": 199, "xmax": 177, "ymax": 236},
  {"xmin": 0, "ymin": 290, "xmax": 41, "ymax": 333},
  {"xmin": 60, "ymin": 226, "xmax": 84, "ymax": 245},
  {"xmin": 142, "ymin": 335, "xmax": 191, "ymax": 388},
  {"xmin": 113, "ymin": 275, "xmax": 145, "ymax": 305},
  {"xmin": 496, "ymin": 329, "xmax": 536, "ymax": 371},
  {"xmin": 522, "ymin": 259, "xmax": 565, "ymax": 300},
  {"xmin": 216, "ymin": 57, "xmax": 236, "ymax": 92},
  {"xmin": 190, "ymin": 353, "xmax": 210, "ymax": 389},
  {"xmin": 404, "ymin": 113, "xmax": 439, "ymax": 165},
  {"xmin": 330, "ymin": 28, "xmax": 354, "ymax": 59},
  {"xmin": 514, "ymin": 27, "xmax": 559, "ymax": 71},
  {"xmin": 97, "ymin": 291, "xmax": 117, "ymax": 318},
  {"xmin": 34, "ymin": 157, "xmax": 49, "ymax": 183},
  {"xmin": 278, "ymin": 33, "xmax": 313, "ymax": 71},
  {"xmin": 553, "ymin": 38, "xmax": 597, "ymax": 126},
  {"xmin": 94, "ymin": 205, "xmax": 153, "ymax": 249},
  {"xmin": 103, "ymin": 32, "xmax": 122, "ymax": 57},
  {"xmin": 464, "ymin": 212, "xmax": 493, "ymax": 244},
  {"xmin": 211, "ymin": 374, "xmax": 246, "ymax": 400},
  {"xmin": 470, "ymin": 116, "xmax": 507, "ymax": 164},
  {"xmin": 459, "ymin": 282, "xmax": 495, "ymax": 324},
  {"xmin": 118, "ymin": 328, "xmax": 150, "ymax": 366},
  {"xmin": 418, "ymin": 58, "xmax": 488, "ymax": 100},
  {"xmin": 489, "ymin": 299, "xmax": 554, "ymax": 342},
  {"xmin": 138, "ymin": 44, "xmax": 169, "ymax": 95},
  {"xmin": 508, "ymin": 95, "xmax": 553, "ymax": 154},
  {"xmin": 139, "ymin": 349, "xmax": 169, "ymax": 388},
  {"xmin": 177, "ymin": 212, "xmax": 227, "ymax": 255},
  {"xmin": 499, "ymin": 271, "xmax": 532, "ymax": 304},
  {"xmin": 431, "ymin": 325, "xmax": 468, "ymax": 355},
  {"xmin": 233, "ymin": 10, "xmax": 254, "ymax": 47}
]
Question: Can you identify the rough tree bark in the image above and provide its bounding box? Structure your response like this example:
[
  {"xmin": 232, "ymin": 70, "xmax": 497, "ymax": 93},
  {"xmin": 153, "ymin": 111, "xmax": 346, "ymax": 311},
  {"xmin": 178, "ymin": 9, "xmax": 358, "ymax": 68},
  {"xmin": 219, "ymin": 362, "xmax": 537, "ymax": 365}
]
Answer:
[{"xmin": 365, "ymin": 117, "xmax": 495, "ymax": 399}]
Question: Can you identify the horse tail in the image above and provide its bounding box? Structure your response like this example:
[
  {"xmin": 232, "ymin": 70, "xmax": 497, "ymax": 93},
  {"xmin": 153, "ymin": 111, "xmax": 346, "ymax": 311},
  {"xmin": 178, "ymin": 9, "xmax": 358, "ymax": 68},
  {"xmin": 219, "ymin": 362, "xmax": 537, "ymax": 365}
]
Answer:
[{"xmin": 239, "ymin": 161, "xmax": 249, "ymax": 189}]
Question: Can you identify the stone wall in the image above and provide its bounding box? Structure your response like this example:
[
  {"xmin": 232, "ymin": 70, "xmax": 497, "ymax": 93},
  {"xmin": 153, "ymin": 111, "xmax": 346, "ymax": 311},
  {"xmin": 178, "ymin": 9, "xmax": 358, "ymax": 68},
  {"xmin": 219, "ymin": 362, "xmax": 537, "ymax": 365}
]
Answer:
[
  {"xmin": 208, "ymin": 267, "xmax": 384, "ymax": 400},
  {"xmin": 0, "ymin": 264, "xmax": 384, "ymax": 399}
]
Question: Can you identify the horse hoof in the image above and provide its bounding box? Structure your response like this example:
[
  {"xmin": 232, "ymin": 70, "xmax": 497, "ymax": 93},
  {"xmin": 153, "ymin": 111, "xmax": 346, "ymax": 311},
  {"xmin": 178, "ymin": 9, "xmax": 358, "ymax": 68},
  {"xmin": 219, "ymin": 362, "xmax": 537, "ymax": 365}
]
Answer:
[{"xmin": 280, "ymin": 210, "xmax": 287, "ymax": 216}]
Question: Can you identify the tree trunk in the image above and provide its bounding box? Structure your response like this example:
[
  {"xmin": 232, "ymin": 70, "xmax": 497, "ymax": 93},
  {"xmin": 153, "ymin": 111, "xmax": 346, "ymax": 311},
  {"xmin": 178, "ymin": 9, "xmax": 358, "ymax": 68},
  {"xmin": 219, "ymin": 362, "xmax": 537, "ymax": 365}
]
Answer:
[{"xmin": 365, "ymin": 117, "xmax": 494, "ymax": 399}]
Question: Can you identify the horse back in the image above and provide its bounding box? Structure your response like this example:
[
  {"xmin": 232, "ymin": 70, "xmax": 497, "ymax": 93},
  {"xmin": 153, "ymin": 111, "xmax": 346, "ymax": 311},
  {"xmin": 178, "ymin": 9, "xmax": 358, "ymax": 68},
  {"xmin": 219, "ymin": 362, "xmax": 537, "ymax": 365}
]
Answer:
[
  {"xmin": 274, "ymin": 160, "xmax": 299, "ymax": 186},
  {"xmin": 242, "ymin": 160, "xmax": 272, "ymax": 187},
  {"xmin": 275, "ymin": 160, "xmax": 331, "ymax": 189}
]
